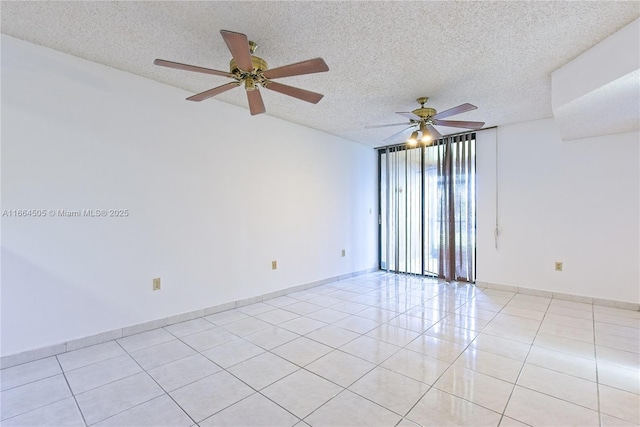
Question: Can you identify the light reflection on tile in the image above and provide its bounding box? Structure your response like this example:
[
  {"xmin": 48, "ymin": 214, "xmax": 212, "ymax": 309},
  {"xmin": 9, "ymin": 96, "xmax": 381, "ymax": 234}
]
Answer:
[
  {"xmin": 455, "ymin": 348, "xmax": 524, "ymax": 383},
  {"xmin": 3, "ymin": 272, "xmax": 639, "ymax": 427},
  {"xmin": 434, "ymin": 364, "xmax": 513, "ymax": 413}
]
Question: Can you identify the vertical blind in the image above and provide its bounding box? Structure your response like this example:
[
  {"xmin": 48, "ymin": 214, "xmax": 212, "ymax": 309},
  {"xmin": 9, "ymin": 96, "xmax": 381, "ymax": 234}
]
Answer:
[{"xmin": 380, "ymin": 133, "xmax": 476, "ymax": 282}]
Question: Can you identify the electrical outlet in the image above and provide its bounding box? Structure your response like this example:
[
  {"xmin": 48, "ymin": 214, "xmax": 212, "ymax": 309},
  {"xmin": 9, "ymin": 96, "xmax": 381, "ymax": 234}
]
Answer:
[
  {"xmin": 272, "ymin": 260, "xmax": 277, "ymax": 270},
  {"xmin": 152, "ymin": 277, "xmax": 161, "ymax": 290},
  {"xmin": 341, "ymin": 249, "xmax": 346, "ymax": 257},
  {"xmin": 555, "ymin": 262, "xmax": 563, "ymax": 272}
]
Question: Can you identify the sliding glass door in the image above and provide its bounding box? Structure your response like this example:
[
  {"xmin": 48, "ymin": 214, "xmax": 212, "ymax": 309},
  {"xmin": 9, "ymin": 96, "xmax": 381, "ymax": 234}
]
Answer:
[
  {"xmin": 379, "ymin": 133, "xmax": 476, "ymax": 282},
  {"xmin": 380, "ymin": 146, "xmax": 422, "ymax": 274},
  {"xmin": 423, "ymin": 143, "xmax": 442, "ymax": 277}
]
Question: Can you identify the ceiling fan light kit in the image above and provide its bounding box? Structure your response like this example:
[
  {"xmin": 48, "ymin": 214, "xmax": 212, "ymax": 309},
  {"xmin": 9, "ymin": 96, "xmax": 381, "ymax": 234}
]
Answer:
[
  {"xmin": 154, "ymin": 30, "xmax": 329, "ymax": 115},
  {"xmin": 367, "ymin": 97, "xmax": 486, "ymax": 144}
]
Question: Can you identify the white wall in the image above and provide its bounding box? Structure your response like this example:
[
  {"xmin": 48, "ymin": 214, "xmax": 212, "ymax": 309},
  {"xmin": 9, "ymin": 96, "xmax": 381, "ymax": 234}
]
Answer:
[
  {"xmin": 477, "ymin": 119, "xmax": 639, "ymax": 303},
  {"xmin": 0, "ymin": 36, "xmax": 378, "ymax": 356}
]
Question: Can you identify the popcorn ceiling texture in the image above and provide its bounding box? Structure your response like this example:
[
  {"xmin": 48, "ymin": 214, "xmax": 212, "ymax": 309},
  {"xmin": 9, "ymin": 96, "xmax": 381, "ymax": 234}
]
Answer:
[
  {"xmin": 1, "ymin": 1, "xmax": 638, "ymax": 147},
  {"xmin": 554, "ymin": 70, "xmax": 640, "ymax": 142}
]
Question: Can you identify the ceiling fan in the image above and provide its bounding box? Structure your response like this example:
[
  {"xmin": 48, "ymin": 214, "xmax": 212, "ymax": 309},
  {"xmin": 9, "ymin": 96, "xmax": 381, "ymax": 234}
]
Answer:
[
  {"xmin": 154, "ymin": 30, "xmax": 329, "ymax": 115},
  {"xmin": 367, "ymin": 97, "xmax": 485, "ymax": 144}
]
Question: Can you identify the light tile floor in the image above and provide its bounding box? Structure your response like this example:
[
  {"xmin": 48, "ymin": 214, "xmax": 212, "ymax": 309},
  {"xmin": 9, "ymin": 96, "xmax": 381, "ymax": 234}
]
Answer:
[{"xmin": 1, "ymin": 272, "xmax": 639, "ymax": 426}]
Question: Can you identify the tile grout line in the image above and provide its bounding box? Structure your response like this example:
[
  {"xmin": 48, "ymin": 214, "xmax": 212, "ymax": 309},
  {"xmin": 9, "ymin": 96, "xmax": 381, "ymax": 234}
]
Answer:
[
  {"xmin": 426, "ymin": 289, "xmax": 512, "ymax": 423},
  {"xmin": 53, "ymin": 355, "xmax": 89, "ymax": 427},
  {"xmin": 272, "ymin": 280, "xmax": 624, "ymax": 424},
  {"xmin": 4, "ymin": 274, "xmax": 635, "ymax": 426},
  {"xmin": 221, "ymin": 358, "xmax": 308, "ymax": 424},
  {"xmin": 3, "ymin": 342, "xmax": 140, "ymax": 393},
  {"xmin": 593, "ymin": 303, "xmax": 603, "ymax": 427},
  {"xmin": 520, "ymin": 304, "xmax": 639, "ymax": 391},
  {"xmin": 102, "ymin": 339, "xmax": 200, "ymax": 427},
  {"xmin": 0, "ymin": 370, "xmax": 61, "ymax": 393},
  {"xmin": 3, "ymin": 273, "xmax": 635, "ymax": 371},
  {"xmin": 60, "ymin": 326, "xmax": 231, "ymax": 398},
  {"xmin": 186, "ymin": 305, "xmax": 342, "ymax": 426},
  {"xmin": 0, "ymin": 271, "xmax": 370, "ymax": 370},
  {"xmin": 301, "ymin": 386, "xmax": 403, "ymax": 425},
  {"xmin": 494, "ymin": 300, "xmax": 614, "ymax": 417},
  {"xmin": 498, "ymin": 292, "xmax": 553, "ymax": 425},
  {"xmin": 362, "ymin": 284, "xmax": 497, "ymax": 423},
  {"xmin": 159, "ymin": 317, "xmax": 304, "ymax": 418},
  {"xmin": 58, "ymin": 357, "xmax": 148, "ymax": 397},
  {"xmin": 0, "ymin": 370, "xmax": 86, "ymax": 425},
  {"xmin": 218, "ymin": 354, "xmax": 306, "ymax": 425},
  {"xmin": 299, "ymin": 279, "xmax": 439, "ymax": 424},
  {"xmin": 495, "ymin": 299, "xmax": 616, "ymax": 416},
  {"xmin": 202, "ymin": 390, "xmax": 303, "ymax": 426},
  {"xmin": 277, "ymin": 279, "xmax": 438, "ymax": 422}
]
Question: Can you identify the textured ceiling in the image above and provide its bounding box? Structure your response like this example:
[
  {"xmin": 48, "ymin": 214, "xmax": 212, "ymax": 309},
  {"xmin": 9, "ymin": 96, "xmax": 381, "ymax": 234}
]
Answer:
[{"xmin": 1, "ymin": 1, "xmax": 638, "ymax": 147}]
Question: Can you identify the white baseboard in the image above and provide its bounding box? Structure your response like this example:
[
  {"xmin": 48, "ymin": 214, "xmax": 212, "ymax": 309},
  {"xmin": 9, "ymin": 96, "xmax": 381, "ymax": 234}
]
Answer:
[
  {"xmin": 475, "ymin": 281, "xmax": 640, "ymax": 311},
  {"xmin": 4, "ymin": 269, "xmax": 635, "ymax": 369},
  {"xmin": 0, "ymin": 268, "xmax": 378, "ymax": 369}
]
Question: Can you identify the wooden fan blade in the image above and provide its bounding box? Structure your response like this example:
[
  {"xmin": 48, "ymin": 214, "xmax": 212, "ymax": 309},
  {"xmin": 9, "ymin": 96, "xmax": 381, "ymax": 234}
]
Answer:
[
  {"xmin": 262, "ymin": 58, "xmax": 329, "ymax": 79},
  {"xmin": 396, "ymin": 112, "xmax": 421, "ymax": 120},
  {"xmin": 365, "ymin": 122, "xmax": 411, "ymax": 129},
  {"xmin": 220, "ymin": 30, "xmax": 253, "ymax": 72},
  {"xmin": 432, "ymin": 103, "xmax": 477, "ymax": 119},
  {"xmin": 154, "ymin": 59, "xmax": 234, "ymax": 78},
  {"xmin": 263, "ymin": 81, "xmax": 324, "ymax": 104},
  {"xmin": 186, "ymin": 82, "xmax": 239, "ymax": 102},
  {"xmin": 246, "ymin": 89, "xmax": 266, "ymax": 115},
  {"xmin": 384, "ymin": 125, "xmax": 416, "ymax": 141},
  {"xmin": 433, "ymin": 119, "xmax": 485, "ymax": 130},
  {"xmin": 426, "ymin": 124, "xmax": 443, "ymax": 139}
]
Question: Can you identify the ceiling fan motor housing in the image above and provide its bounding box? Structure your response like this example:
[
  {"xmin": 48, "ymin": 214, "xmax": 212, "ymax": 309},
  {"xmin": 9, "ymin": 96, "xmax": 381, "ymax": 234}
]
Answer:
[
  {"xmin": 365, "ymin": 96, "xmax": 484, "ymax": 141},
  {"xmin": 229, "ymin": 41, "xmax": 269, "ymax": 92},
  {"xmin": 412, "ymin": 107, "xmax": 437, "ymax": 119},
  {"xmin": 229, "ymin": 56, "xmax": 268, "ymax": 75},
  {"xmin": 154, "ymin": 30, "xmax": 328, "ymax": 113}
]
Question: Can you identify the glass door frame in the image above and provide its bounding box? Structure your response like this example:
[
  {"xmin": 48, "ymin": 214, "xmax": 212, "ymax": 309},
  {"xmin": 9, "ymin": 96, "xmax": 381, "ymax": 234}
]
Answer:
[{"xmin": 377, "ymin": 134, "xmax": 477, "ymax": 281}]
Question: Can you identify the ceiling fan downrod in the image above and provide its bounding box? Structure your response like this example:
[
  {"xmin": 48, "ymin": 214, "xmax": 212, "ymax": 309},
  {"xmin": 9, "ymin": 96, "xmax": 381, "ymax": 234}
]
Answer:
[{"xmin": 412, "ymin": 97, "xmax": 437, "ymax": 121}]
